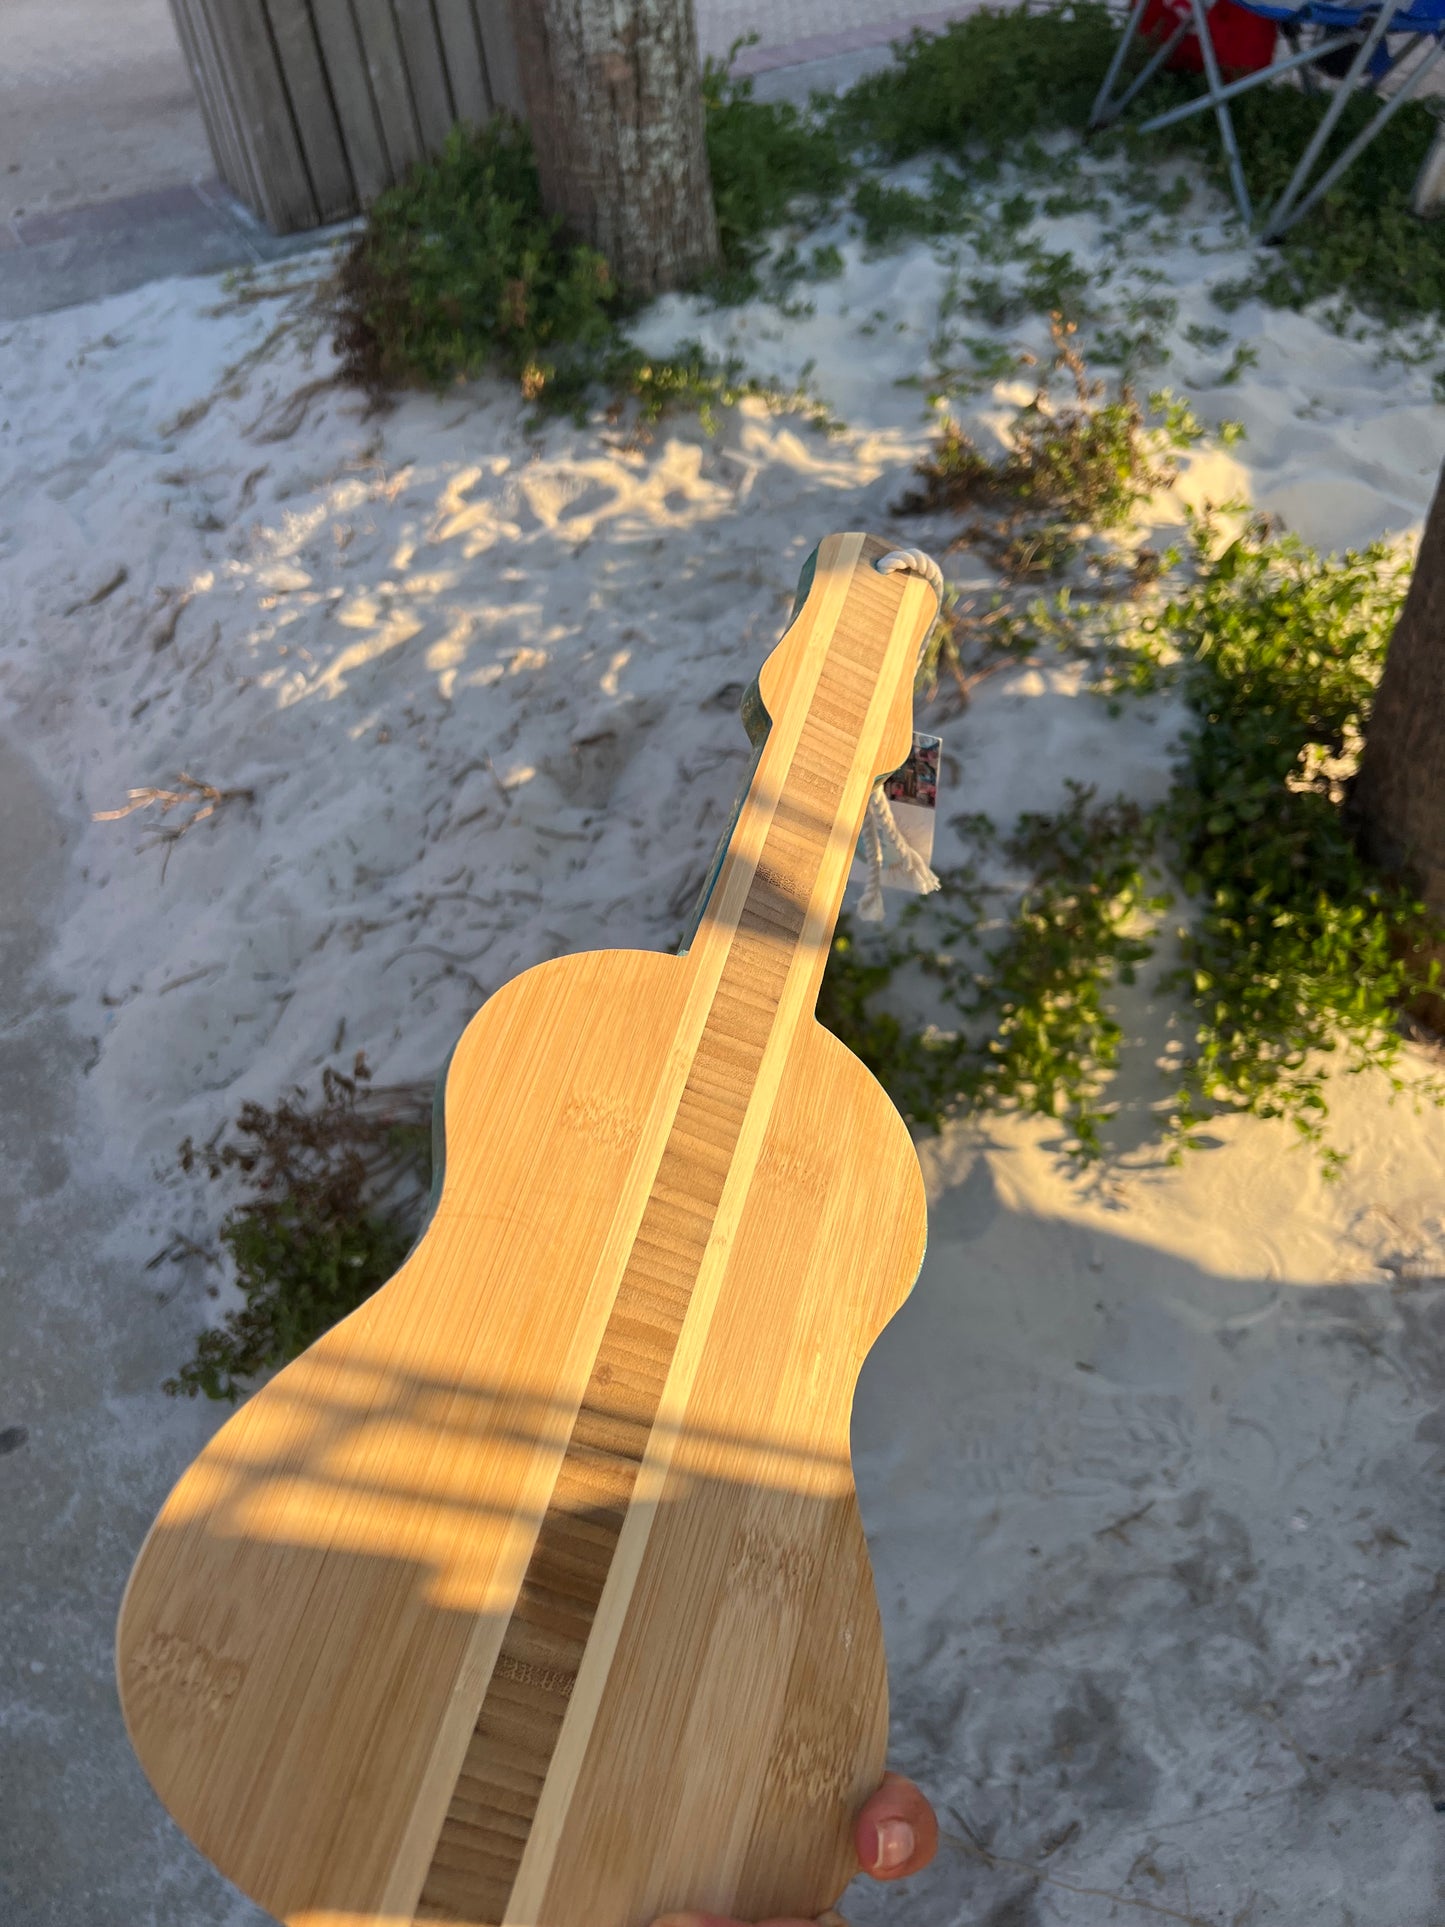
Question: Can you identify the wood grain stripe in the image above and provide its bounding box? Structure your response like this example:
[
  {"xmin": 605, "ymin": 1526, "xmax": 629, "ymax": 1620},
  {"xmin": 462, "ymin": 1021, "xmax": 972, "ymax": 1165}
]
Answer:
[{"xmin": 413, "ymin": 549, "xmax": 925, "ymax": 1926}]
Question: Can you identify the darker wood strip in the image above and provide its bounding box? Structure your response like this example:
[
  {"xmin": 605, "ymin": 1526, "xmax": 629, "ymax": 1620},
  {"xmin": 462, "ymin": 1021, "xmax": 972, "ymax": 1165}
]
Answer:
[{"xmin": 418, "ymin": 578, "xmax": 903, "ymax": 1921}]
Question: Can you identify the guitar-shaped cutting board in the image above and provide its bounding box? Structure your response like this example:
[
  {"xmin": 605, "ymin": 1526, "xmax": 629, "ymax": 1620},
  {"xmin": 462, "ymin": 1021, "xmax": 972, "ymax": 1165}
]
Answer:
[{"xmin": 117, "ymin": 532, "xmax": 935, "ymax": 1927}]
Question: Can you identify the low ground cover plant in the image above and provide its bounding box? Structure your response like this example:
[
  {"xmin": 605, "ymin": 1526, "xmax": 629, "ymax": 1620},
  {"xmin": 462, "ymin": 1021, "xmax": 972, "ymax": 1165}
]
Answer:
[
  {"xmin": 166, "ymin": 1059, "xmax": 431, "ymax": 1400},
  {"xmin": 819, "ymin": 516, "xmax": 1441, "ymax": 1160},
  {"xmin": 834, "ymin": 4, "xmax": 1445, "ymax": 330},
  {"xmin": 903, "ymin": 316, "xmax": 1206, "ymax": 540},
  {"xmin": 332, "ymin": 54, "xmax": 850, "ymax": 412}
]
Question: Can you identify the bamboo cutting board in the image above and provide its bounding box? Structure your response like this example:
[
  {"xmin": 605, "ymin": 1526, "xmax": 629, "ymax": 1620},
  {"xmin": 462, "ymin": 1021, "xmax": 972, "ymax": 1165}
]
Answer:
[{"xmin": 117, "ymin": 532, "xmax": 935, "ymax": 1927}]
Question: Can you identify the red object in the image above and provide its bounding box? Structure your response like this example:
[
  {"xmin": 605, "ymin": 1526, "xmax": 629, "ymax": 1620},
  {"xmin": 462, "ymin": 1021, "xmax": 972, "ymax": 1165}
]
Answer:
[{"xmin": 1140, "ymin": 0, "xmax": 1277, "ymax": 75}]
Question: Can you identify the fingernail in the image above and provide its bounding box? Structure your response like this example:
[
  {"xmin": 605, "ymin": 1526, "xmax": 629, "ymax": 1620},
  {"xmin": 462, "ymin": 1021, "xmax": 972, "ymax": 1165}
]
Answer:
[{"xmin": 871, "ymin": 1817, "xmax": 915, "ymax": 1872}]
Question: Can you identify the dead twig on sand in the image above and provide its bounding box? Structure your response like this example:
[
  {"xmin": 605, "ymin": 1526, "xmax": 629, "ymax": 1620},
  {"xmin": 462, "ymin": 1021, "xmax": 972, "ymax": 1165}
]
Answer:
[
  {"xmin": 63, "ymin": 565, "xmax": 129, "ymax": 616},
  {"xmin": 94, "ymin": 772, "xmax": 255, "ymax": 880},
  {"xmin": 944, "ymin": 1818, "xmax": 1217, "ymax": 1926}
]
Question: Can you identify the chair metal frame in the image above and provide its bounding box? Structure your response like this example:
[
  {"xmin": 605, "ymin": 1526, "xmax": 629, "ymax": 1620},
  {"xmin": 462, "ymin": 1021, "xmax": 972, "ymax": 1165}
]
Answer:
[{"xmin": 1088, "ymin": 0, "xmax": 1445, "ymax": 236}]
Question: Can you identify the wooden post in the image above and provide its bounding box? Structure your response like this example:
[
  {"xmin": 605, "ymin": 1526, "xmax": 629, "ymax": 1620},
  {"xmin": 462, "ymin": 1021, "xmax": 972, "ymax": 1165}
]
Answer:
[{"xmin": 167, "ymin": 0, "xmax": 525, "ymax": 235}]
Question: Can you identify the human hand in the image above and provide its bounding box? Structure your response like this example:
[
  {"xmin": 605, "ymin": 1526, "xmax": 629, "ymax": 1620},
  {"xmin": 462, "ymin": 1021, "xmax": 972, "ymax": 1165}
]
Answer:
[{"xmin": 649, "ymin": 1771, "xmax": 938, "ymax": 1927}]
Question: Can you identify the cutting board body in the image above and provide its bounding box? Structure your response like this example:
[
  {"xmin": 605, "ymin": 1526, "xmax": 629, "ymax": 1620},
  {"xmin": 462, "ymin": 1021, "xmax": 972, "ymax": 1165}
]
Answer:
[{"xmin": 117, "ymin": 533, "xmax": 934, "ymax": 1927}]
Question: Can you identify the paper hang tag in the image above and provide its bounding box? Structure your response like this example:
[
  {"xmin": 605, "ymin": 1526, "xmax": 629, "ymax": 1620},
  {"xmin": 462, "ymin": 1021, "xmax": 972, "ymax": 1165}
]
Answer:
[{"xmin": 850, "ymin": 732, "xmax": 942, "ymax": 895}]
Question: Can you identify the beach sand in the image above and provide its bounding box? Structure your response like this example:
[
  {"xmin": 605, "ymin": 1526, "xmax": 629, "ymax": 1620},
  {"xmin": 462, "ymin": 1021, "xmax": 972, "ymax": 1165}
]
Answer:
[{"xmin": 1, "ymin": 144, "xmax": 1442, "ymax": 1925}]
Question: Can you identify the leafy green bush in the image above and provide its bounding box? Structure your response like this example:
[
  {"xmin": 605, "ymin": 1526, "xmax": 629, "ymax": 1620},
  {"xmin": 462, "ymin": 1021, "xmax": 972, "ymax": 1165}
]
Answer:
[
  {"xmin": 1157, "ymin": 519, "xmax": 1436, "ymax": 1154},
  {"xmin": 701, "ymin": 49, "xmax": 853, "ymax": 295},
  {"xmin": 166, "ymin": 1059, "xmax": 431, "ymax": 1401},
  {"xmin": 820, "ymin": 519, "xmax": 1442, "ymax": 1163},
  {"xmin": 973, "ymin": 793, "xmax": 1164, "ymax": 1153},
  {"xmin": 332, "ymin": 62, "xmax": 855, "ymax": 405},
  {"xmin": 902, "ymin": 319, "xmax": 1203, "ymax": 531},
  {"xmin": 833, "ymin": 3, "xmax": 1122, "ymax": 157},
  {"xmin": 333, "ymin": 118, "xmax": 624, "ymax": 409},
  {"xmin": 1144, "ymin": 71, "xmax": 1445, "ymax": 328},
  {"xmin": 820, "ymin": 793, "xmax": 1163, "ymax": 1152}
]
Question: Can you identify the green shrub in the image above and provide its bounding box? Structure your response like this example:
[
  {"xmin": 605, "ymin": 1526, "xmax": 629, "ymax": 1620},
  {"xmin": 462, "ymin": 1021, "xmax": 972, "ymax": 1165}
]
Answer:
[
  {"xmin": 1144, "ymin": 72, "xmax": 1445, "ymax": 328},
  {"xmin": 820, "ymin": 518, "xmax": 1442, "ymax": 1163},
  {"xmin": 819, "ymin": 793, "xmax": 1163, "ymax": 1153},
  {"xmin": 166, "ymin": 1059, "xmax": 431, "ymax": 1401},
  {"xmin": 902, "ymin": 319, "xmax": 1202, "ymax": 531},
  {"xmin": 702, "ymin": 49, "xmax": 853, "ymax": 294},
  {"xmin": 1157, "ymin": 519, "xmax": 1437, "ymax": 1154},
  {"xmin": 331, "ymin": 50, "xmax": 861, "ymax": 402},
  {"xmin": 833, "ymin": 3, "xmax": 1122, "ymax": 157},
  {"xmin": 830, "ymin": 1, "xmax": 1445, "ymax": 327}
]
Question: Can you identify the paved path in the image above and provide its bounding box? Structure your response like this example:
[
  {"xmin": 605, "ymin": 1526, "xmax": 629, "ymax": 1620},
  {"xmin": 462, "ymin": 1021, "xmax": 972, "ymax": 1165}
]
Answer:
[{"xmin": 0, "ymin": 0, "xmax": 212, "ymax": 226}]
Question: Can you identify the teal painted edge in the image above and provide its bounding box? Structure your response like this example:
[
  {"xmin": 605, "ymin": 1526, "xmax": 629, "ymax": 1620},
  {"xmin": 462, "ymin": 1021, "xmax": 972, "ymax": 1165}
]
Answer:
[
  {"xmin": 675, "ymin": 544, "xmax": 820, "ymax": 956},
  {"xmin": 390, "ymin": 1037, "xmax": 455, "ymax": 1268}
]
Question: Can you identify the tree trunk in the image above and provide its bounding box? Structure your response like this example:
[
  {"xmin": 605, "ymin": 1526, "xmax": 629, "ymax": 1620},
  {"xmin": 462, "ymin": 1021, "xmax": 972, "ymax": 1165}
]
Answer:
[
  {"xmin": 507, "ymin": 0, "xmax": 721, "ymax": 297},
  {"xmin": 1351, "ymin": 458, "xmax": 1445, "ymax": 1026}
]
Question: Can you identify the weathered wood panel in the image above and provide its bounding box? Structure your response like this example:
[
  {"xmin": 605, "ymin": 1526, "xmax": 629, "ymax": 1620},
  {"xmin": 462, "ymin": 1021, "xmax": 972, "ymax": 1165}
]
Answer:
[
  {"xmin": 262, "ymin": 0, "xmax": 357, "ymax": 222},
  {"xmin": 169, "ymin": 0, "xmax": 253, "ymax": 206},
  {"xmin": 392, "ymin": 0, "xmax": 460, "ymax": 151},
  {"xmin": 171, "ymin": 0, "xmax": 524, "ymax": 234},
  {"xmin": 349, "ymin": 0, "xmax": 426, "ymax": 178},
  {"xmin": 475, "ymin": 0, "xmax": 527, "ymax": 116},
  {"xmin": 199, "ymin": 0, "xmax": 320, "ymax": 231},
  {"xmin": 307, "ymin": 0, "xmax": 395, "ymax": 205},
  {"xmin": 433, "ymin": 0, "xmax": 494, "ymax": 126}
]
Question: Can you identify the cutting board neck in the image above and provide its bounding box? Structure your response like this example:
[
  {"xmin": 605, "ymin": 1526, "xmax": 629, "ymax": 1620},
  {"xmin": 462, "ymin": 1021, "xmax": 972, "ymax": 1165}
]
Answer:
[{"xmin": 686, "ymin": 534, "xmax": 937, "ymax": 1019}]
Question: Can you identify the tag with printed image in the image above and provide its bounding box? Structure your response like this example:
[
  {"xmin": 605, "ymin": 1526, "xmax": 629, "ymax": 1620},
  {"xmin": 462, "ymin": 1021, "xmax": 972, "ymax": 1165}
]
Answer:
[{"xmin": 849, "ymin": 732, "xmax": 943, "ymax": 915}]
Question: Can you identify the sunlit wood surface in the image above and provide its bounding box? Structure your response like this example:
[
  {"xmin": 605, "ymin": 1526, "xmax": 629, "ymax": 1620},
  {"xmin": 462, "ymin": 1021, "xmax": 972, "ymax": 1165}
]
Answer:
[{"xmin": 116, "ymin": 532, "xmax": 935, "ymax": 1927}]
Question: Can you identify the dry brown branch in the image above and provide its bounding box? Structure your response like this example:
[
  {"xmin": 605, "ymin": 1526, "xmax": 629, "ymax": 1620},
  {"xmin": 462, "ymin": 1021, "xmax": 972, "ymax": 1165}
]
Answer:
[
  {"xmin": 63, "ymin": 565, "xmax": 129, "ymax": 616},
  {"xmin": 944, "ymin": 1822, "xmax": 1217, "ymax": 1926},
  {"xmin": 149, "ymin": 585, "xmax": 196, "ymax": 651},
  {"xmin": 245, "ymin": 375, "xmax": 340, "ymax": 444},
  {"xmin": 93, "ymin": 772, "xmax": 255, "ymax": 880},
  {"xmin": 94, "ymin": 771, "xmax": 253, "ymax": 827}
]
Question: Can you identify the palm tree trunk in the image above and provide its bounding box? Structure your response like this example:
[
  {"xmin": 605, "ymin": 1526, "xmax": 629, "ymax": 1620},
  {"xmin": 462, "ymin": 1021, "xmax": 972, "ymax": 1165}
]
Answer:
[
  {"xmin": 508, "ymin": 0, "xmax": 721, "ymax": 296},
  {"xmin": 1351, "ymin": 460, "xmax": 1445, "ymax": 1027}
]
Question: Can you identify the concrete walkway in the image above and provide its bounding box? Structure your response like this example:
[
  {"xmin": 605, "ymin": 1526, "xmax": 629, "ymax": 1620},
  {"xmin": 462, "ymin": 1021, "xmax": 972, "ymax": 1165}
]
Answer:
[
  {"xmin": 0, "ymin": 2, "xmax": 208, "ymax": 226},
  {"xmin": 0, "ymin": 736, "xmax": 257, "ymax": 1927}
]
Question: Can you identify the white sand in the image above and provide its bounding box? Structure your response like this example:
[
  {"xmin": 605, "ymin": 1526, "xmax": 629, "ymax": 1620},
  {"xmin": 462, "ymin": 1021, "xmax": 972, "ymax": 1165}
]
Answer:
[{"xmin": 1, "ymin": 152, "xmax": 1443, "ymax": 1925}]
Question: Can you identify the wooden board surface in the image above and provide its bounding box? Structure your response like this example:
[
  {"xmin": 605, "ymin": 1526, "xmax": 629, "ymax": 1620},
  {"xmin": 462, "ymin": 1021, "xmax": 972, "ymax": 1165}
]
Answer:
[
  {"xmin": 307, "ymin": 0, "xmax": 396, "ymax": 208},
  {"xmin": 117, "ymin": 534, "xmax": 936, "ymax": 1926},
  {"xmin": 263, "ymin": 0, "xmax": 359, "ymax": 227}
]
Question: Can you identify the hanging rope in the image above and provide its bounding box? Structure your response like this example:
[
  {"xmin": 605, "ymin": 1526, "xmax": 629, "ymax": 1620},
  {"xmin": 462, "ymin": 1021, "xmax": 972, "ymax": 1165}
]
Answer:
[
  {"xmin": 875, "ymin": 545, "xmax": 946, "ymax": 603},
  {"xmin": 856, "ymin": 549, "xmax": 946, "ymax": 921},
  {"xmin": 857, "ymin": 799, "xmax": 887, "ymax": 924}
]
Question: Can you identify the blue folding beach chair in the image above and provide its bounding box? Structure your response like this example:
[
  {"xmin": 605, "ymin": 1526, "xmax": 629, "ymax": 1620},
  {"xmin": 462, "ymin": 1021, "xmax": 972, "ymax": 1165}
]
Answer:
[{"xmin": 1089, "ymin": 0, "xmax": 1445, "ymax": 237}]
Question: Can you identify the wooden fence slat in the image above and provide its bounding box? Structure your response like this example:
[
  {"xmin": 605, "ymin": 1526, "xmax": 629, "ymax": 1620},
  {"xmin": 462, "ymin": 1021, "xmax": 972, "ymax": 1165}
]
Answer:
[
  {"xmin": 432, "ymin": 0, "xmax": 493, "ymax": 125},
  {"xmin": 205, "ymin": 0, "xmax": 320, "ymax": 230},
  {"xmin": 307, "ymin": 0, "xmax": 394, "ymax": 202},
  {"xmin": 172, "ymin": 0, "xmax": 527, "ymax": 231},
  {"xmin": 168, "ymin": 0, "xmax": 244, "ymax": 198},
  {"xmin": 348, "ymin": 0, "xmax": 425, "ymax": 176},
  {"xmin": 263, "ymin": 0, "xmax": 357, "ymax": 222},
  {"xmin": 473, "ymin": 0, "xmax": 526, "ymax": 117},
  {"xmin": 389, "ymin": 0, "xmax": 458, "ymax": 151},
  {"xmin": 169, "ymin": 0, "xmax": 264, "ymax": 214}
]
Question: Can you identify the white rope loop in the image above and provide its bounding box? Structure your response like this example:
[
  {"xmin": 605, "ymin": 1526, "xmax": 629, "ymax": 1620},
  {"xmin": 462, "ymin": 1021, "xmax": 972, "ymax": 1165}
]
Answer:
[
  {"xmin": 875, "ymin": 545, "xmax": 946, "ymax": 603},
  {"xmin": 855, "ymin": 547, "xmax": 946, "ymax": 920}
]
